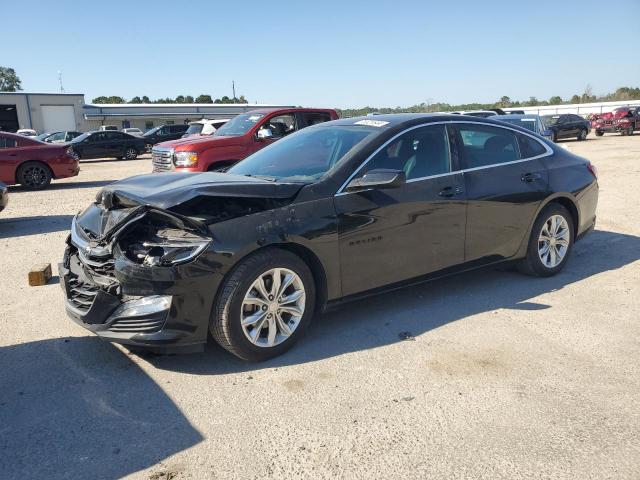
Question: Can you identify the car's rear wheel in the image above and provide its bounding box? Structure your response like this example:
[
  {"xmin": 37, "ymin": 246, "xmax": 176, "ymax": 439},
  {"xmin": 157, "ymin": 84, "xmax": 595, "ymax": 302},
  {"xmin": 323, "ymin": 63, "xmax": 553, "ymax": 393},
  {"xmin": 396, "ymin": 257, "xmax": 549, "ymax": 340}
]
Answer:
[
  {"xmin": 518, "ymin": 203, "xmax": 574, "ymax": 277},
  {"xmin": 210, "ymin": 248, "xmax": 316, "ymax": 361},
  {"xmin": 145, "ymin": 144, "xmax": 152, "ymax": 153},
  {"xmin": 577, "ymin": 128, "xmax": 587, "ymax": 141},
  {"xmin": 124, "ymin": 147, "xmax": 138, "ymax": 160},
  {"xmin": 17, "ymin": 161, "xmax": 53, "ymax": 190},
  {"xmin": 626, "ymin": 125, "xmax": 634, "ymax": 136},
  {"xmin": 595, "ymin": 130, "xmax": 604, "ymax": 137}
]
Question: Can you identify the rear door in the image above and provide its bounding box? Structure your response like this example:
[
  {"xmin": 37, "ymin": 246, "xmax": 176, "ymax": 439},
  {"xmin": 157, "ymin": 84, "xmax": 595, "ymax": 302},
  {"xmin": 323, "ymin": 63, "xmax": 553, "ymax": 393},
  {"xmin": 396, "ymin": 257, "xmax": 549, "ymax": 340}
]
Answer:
[
  {"xmin": 453, "ymin": 122, "xmax": 550, "ymax": 262},
  {"xmin": 335, "ymin": 123, "xmax": 467, "ymax": 295},
  {"xmin": 557, "ymin": 115, "xmax": 575, "ymax": 139},
  {"xmin": 0, "ymin": 135, "xmax": 19, "ymax": 183}
]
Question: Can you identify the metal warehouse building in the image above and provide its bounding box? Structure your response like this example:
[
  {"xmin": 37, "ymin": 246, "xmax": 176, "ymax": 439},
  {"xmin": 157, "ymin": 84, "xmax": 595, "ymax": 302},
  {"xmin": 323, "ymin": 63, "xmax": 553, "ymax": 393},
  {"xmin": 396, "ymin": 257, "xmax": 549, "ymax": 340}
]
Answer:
[{"xmin": 0, "ymin": 92, "xmax": 289, "ymax": 134}]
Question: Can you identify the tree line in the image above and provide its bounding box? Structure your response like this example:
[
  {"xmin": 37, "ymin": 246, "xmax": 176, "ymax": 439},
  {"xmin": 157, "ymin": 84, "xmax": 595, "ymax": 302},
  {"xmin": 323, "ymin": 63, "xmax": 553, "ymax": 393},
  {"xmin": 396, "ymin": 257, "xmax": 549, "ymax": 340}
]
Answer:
[
  {"xmin": 337, "ymin": 86, "xmax": 640, "ymax": 118},
  {"xmin": 91, "ymin": 94, "xmax": 249, "ymax": 104}
]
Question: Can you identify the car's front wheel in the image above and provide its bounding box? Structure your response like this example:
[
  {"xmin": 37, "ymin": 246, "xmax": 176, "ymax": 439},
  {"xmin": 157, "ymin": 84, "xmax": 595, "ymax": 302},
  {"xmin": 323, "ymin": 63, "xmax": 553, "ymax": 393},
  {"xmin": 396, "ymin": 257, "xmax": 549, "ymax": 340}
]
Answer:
[
  {"xmin": 518, "ymin": 203, "xmax": 574, "ymax": 277},
  {"xmin": 210, "ymin": 248, "xmax": 316, "ymax": 361},
  {"xmin": 124, "ymin": 147, "xmax": 138, "ymax": 160},
  {"xmin": 577, "ymin": 128, "xmax": 588, "ymax": 141}
]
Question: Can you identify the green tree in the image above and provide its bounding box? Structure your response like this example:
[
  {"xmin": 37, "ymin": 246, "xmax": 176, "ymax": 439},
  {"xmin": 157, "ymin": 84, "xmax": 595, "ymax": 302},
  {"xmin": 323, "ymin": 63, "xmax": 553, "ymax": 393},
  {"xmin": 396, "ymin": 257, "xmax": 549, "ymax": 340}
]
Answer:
[
  {"xmin": 129, "ymin": 96, "xmax": 143, "ymax": 104},
  {"xmin": 549, "ymin": 96, "xmax": 562, "ymax": 105},
  {"xmin": 0, "ymin": 67, "xmax": 22, "ymax": 92},
  {"xmin": 570, "ymin": 94, "xmax": 581, "ymax": 104},
  {"xmin": 175, "ymin": 95, "xmax": 186, "ymax": 103},
  {"xmin": 142, "ymin": 96, "xmax": 150, "ymax": 103},
  {"xmin": 92, "ymin": 96, "xmax": 109, "ymax": 103},
  {"xmin": 185, "ymin": 95, "xmax": 194, "ymax": 103},
  {"xmin": 94, "ymin": 96, "xmax": 126, "ymax": 104},
  {"xmin": 525, "ymin": 96, "xmax": 539, "ymax": 106},
  {"xmin": 195, "ymin": 94, "xmax": 213, "ymax": 103},
  {"xmin": 499, "ymin": 96, "xmax": 511, "ymax": 107}
]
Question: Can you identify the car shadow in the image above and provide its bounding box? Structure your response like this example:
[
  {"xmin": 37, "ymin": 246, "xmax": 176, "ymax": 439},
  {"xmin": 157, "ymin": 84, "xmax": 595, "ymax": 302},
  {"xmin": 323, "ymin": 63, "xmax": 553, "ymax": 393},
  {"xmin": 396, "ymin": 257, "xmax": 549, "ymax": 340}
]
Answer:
[
  {"xmin": 0, "ymin": 215, "xmax": 75, "ymax": 239},
  {"xmin": 81, "ymin": 156, "xmax": 150, "ymax": 164},
  {"xmin": 0, "ymin": 337, "xmax": 202, "ymax": 479},
  {"xmin": 146, "ymin": 229, "xmax": 640, "ymax": 375}
]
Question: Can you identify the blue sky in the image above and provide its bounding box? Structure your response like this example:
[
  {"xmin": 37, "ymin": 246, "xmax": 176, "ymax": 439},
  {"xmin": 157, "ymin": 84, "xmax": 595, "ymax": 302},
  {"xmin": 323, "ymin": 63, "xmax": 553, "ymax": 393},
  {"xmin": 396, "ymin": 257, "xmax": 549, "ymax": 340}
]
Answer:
[{"xmin": 3, "ymin": 0, "xmax": 639, "ymax": 107}]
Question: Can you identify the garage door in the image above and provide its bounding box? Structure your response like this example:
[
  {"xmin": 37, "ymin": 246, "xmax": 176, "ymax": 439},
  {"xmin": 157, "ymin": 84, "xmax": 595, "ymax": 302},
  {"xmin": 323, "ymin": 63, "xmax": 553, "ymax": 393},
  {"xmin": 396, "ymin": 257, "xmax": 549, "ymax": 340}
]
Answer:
[{"xmin": 41, "ymin": 105, "xmax": 77, "ymax": 132}]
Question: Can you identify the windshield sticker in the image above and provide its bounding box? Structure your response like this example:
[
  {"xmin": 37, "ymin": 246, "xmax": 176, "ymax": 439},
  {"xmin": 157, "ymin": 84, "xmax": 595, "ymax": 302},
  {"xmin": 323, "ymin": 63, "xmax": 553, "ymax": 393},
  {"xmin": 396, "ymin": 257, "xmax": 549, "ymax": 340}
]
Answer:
[{"xmin": 354, "ymin": 119, "xmax": 389, "ymax": 127}]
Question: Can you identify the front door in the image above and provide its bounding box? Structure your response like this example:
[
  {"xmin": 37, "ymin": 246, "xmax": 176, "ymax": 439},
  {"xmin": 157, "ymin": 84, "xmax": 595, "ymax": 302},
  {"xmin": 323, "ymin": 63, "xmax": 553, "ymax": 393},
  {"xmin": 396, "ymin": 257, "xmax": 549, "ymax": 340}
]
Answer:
[
  {"xmin": 452, "ymin": 122, "xmax": 550, "ymax": 262},
  {"xmin": 251, "ymin": 113, "xmax": 297, "ymax": 155},
  {"xmin": 335, "ymin": 123, "xmax": 467, "ymax": 296}
]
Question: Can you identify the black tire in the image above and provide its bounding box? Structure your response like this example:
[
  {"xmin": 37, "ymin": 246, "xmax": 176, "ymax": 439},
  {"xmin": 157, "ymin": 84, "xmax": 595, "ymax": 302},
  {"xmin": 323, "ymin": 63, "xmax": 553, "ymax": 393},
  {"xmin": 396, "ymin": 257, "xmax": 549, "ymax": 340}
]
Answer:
[
  {"xmin": 210, "ymin": 248, "xmax": 316, "ymax": 361},
  {"xmin": 518, "ymin": 203, "xmax": 574, "ymax": 277},
  {"xmin": 551, "ymin": 131, "xmax": 558, "ymax": 142},
  {"xmin": 627, "ymin": 125, "xmax": 634, "ymax": 136},
  {"xmin": 595, "ymin": 130, "xmax": 604, "ymax": 137},
  {"xmin": 124, "ymin": 147, "xmax": 138, "ymax": 160},
  {"xmin": 17, "ymin": 161, "xmax": 53, "ymax": 190},
  {"xmin": 145, "ymin": 144, "xmax": 152, "ymax": 153},
  {"xmin": 577, "ymin": 128, "xmax": 587, "ymax": 141}
]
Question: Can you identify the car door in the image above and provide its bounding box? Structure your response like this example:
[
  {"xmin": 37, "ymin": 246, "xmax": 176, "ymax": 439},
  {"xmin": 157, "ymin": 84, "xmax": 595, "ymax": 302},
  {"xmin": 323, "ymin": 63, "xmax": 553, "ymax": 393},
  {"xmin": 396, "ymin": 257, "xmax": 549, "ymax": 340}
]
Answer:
[
  {"xmin": 453, "ymin": 122, "xmax": 550, "ymax": 263},
  {"xmin": 334, "ymin": 123, "xmax": 467, "ymax": 296},
  {"xmin": 0, "ymin": 135, "xmax": 19, "ymax": 183},
  {"xmin": 558, "ymin": 115, "xmax": 575, "ymax": 139},
  {"xmin": 82, "ymin": 132, "xmax": 105, "ymax": 158},
  {"xmin": 251, "ymin": 113, "xmax": 297, "ymax": 155}
]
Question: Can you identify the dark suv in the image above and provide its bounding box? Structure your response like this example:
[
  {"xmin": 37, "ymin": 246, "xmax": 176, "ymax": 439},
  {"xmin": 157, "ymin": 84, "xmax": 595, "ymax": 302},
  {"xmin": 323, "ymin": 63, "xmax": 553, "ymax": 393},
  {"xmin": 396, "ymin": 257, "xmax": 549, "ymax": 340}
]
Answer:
[
  {"xmin": 142, "ymin": 124, "xmax": 189, "ymax": 152},
  {"xmin": 541, "ymin": 114, "xmax": 591, "ymax": 142}
]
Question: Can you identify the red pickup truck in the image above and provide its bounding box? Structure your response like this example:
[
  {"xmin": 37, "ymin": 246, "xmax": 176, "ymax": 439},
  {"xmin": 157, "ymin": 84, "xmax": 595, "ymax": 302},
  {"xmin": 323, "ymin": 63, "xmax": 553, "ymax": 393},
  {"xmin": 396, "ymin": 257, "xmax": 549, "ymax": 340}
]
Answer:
[
  {"xmin": 152, "ymin": 107, "xmax": 338, "ymax": 172},
  {"xmin": 0, "ymin": 132, "xmax": 79, "ymax": 190}
]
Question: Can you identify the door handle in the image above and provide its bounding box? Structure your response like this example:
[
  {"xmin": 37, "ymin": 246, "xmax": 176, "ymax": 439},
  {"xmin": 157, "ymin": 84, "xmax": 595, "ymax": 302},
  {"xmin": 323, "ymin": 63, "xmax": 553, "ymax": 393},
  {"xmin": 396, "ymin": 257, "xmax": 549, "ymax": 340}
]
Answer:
[
  {"xmin": 438, "ymin": 186, "xmax": 464, "ymax": 198},
  {"xmin": 521, "ymin": 172, "xmax": 541, "ymax": 183}
]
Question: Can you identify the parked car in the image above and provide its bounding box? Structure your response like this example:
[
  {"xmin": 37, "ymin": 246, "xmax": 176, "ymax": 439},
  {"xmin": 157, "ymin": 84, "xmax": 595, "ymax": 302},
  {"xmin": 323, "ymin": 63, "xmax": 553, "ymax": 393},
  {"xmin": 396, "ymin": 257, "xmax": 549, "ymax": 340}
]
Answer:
[
  {"xmin": 122, "ymin": 128, "xmax": 144, "ymax": 136},
  {"xmin": 496, "ymin": 114, "xmax": 553, "ymax": 141},
  {"xmin": 451, "ymin": 110, "xmax": 498, "ymax": 118},
  {"xmin": 98, "ymin": 125, "xmax": 118, "ymax": 131},
  {"xmin": 152, "ymin": 107, "xmax": 339, "ymax": 172},
  {"xmin": 0, "ymin": 181, "xmax": 8, "ymax": 212},
  {"xmin": 68, "ymin": 131, "xmax": 146, "ymax": 161},
  {"xmin": 591, "ymin": 107, "xmax": 639, "ymax": 136},
  {"xmin": 16, "ymin": 129, "xmax": 38, "ymax": 137},
  {"xmin": 0, "ymin": 131, "xmax": 79, "ymax": 189},
  {"xmin": 61, "ymin": 114, "xmax": 598, "ymax": 360},
  {"xmin": 182, "ymin": 119, "xmax": 229, "ymax": 138},
  {"xmin": 36, "ymin": 131, "xmax": 83, "ymax": 143},
  {"xmin": 142, "ymin": 124, "xmax": 189, "ymax": 152},
  {"xmin": 541, "ymin": 114, "xmax": 591, "ymax": 142}
]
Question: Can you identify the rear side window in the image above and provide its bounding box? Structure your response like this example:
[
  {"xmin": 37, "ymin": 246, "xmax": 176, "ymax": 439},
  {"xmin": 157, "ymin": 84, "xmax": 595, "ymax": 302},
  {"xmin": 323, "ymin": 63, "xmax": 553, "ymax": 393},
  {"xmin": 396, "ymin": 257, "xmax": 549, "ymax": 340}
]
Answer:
[
  {"xmin": 516, "ymin": 132, "xmax": 547, "ymax": 158},
  {"xmin": 0, "ymin": 137, "xmax": 17, "ymax": 148},
  {"xmin": 457, "ymin": 124, "xmax": 520, "ymax": 168},
  {"xmin": 304, "ymin": 112, "xmax": 331, "ymax": 126}
]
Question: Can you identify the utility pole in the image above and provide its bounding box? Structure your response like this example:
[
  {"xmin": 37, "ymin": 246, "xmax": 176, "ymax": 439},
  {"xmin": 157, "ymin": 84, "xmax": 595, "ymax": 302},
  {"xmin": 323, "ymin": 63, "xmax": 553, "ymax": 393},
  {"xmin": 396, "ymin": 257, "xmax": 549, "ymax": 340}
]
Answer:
[
  {"xmin": 232, "ymin": 80, "xmax": 236, "ymax": 100},
  {"xmin": 58, "ymin": 71, "xmax": 65, "ymax": 93}
]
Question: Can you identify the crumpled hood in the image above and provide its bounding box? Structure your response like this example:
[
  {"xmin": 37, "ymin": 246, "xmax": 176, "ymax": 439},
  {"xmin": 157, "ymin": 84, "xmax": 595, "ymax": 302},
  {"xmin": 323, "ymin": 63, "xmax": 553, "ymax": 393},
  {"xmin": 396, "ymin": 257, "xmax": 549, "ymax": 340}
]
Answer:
[{"xmin": 98, "ymin": 171, "xmax": 304, "ymax": 210}]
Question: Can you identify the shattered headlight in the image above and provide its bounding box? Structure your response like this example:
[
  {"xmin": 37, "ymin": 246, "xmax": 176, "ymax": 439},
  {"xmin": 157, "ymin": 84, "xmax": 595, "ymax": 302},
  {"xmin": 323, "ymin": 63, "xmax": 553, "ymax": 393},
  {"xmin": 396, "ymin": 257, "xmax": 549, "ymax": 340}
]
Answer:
[
  {"xmin": 174, "ymin": 151, "xmax": 198, "ymax": 167},
  {"xmin": 118, "ymin": 213, "xmax": 211, "ymax": 267}
]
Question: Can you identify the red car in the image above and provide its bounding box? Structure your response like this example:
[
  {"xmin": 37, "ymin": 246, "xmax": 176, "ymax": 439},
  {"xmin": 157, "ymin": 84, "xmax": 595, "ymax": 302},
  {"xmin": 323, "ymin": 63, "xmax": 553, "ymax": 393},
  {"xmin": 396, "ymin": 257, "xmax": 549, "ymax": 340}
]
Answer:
[
  {"xmin": 152, "ymin": 107, "xmax": 339, "ymax": 172},
  {"xmin": 591, "ymin": 107, "xmax": 640, "ymax": 136},
  {"xmin": 0, "ymin": 132, "xmax": 80, "ymax": 190}
]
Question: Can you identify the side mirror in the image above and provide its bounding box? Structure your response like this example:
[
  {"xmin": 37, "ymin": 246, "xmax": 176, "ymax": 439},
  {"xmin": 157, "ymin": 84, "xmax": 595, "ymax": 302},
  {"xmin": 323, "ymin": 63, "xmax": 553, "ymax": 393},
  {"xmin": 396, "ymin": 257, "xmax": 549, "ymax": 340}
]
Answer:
[
  {"xmin": 345, "ymin": 169, "xmax": 406, "ymax": 192},
  {"xmin": 257, "ymin": 128, "xmax": 273, "ymax": 140}
]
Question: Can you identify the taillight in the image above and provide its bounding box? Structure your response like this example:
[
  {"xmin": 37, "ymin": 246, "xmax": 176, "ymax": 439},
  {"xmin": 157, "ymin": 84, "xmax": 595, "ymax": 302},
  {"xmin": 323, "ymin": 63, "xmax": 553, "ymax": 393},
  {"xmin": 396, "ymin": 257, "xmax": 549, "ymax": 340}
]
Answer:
[{"xmin": 587, "ymin": 162, "xmax": 598, "ymax": 179}]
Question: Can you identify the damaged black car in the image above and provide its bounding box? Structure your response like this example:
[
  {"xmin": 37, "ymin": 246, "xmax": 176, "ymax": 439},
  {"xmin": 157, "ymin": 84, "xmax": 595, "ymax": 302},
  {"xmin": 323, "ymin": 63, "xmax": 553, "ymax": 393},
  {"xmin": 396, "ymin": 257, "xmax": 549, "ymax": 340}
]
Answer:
[{"xmin": 61, "ymin": 114, "xmax": 598, "ymax": 361}]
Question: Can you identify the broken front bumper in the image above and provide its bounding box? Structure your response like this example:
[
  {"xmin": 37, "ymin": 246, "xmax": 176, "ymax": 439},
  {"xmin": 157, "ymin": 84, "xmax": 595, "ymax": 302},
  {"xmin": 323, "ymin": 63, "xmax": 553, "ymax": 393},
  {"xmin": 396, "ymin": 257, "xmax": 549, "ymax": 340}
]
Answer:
[{"xmin": 59, "ymin": 221, "xmax": 223, "ymax": 351}]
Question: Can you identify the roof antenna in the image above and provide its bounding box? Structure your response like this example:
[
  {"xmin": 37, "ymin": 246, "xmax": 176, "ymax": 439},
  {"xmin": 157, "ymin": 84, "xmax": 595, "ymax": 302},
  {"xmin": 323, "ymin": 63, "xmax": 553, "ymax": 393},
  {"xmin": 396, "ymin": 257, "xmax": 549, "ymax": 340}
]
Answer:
[{"xmin": 58, "ymin": 71, "xmax": 65, "ymax": 93}]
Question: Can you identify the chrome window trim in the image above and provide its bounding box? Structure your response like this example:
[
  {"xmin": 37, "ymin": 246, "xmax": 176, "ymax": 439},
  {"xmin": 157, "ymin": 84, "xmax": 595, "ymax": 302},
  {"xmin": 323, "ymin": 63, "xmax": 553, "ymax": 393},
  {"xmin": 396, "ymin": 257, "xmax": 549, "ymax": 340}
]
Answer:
[{"xmin": 335, "ymin": 120, "xmax": 553, "ymax": 195}]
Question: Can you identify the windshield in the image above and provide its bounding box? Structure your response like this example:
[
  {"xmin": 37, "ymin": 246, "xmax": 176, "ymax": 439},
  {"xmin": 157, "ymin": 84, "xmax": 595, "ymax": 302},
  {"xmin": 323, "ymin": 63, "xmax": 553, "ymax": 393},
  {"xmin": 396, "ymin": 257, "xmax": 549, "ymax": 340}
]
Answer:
[
  {"xmin": 143, "ymin": 126, "xmax": 162, "ymax": 137},
  {"xmin": 35, "ymin": 133, "xmax": 50, "ymax": 141},
  {"xmin": 214, "ymin": 113, "xmax": 264, "ymax": 137},
  {"xmin": 185, "ymin": 124, "xmax": 203, "ymax": 135},
  {"xmin": 500, "ymin": 118, "xmax": 537, "ymax": 132},
  {"xmin": 227, "ymin": 125, "xmax": 378, "ymax": 182}
]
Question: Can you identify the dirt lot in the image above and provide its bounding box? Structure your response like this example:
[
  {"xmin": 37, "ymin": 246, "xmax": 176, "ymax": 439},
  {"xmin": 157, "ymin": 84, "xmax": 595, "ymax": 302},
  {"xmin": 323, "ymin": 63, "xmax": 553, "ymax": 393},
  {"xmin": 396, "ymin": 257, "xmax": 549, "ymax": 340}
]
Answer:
[{"xmin": 1, "ymin": 135, "xmax": 639, "ymax": 480}]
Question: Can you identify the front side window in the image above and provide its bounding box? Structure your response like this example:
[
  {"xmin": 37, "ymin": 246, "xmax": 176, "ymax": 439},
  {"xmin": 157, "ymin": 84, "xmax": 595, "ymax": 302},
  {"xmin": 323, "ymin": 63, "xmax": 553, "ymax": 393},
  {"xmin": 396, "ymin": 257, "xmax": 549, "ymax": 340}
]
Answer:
[
  {"xmin": 228, "ymin": 125, "xmax": 378, "ymax": 182},
  {"xmin": 48, "ymin": 132, "xmax": 66, "ymax": 142},
  {"xmin": 259, "ymin": 114, "xmax": 296, "ymax": 139},
  {"xmin": 457, "ymin": 124, "xmax": 520, "ymax": 168},
  {"xmin": 0, "ymin": 137, "xmax": 17, "ymax": 148},
  {"xmin": 361, "ymin": 124, "xmax": 451, "ymax": 180}
]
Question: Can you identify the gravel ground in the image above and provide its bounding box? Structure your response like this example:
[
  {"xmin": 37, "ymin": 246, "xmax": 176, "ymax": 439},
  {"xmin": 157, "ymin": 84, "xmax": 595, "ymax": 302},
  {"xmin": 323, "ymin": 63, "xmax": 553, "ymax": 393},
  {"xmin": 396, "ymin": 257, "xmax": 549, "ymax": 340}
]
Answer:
[{"xmin": 1, "ymin": 136, "xmax": 639, "ymax": 480}]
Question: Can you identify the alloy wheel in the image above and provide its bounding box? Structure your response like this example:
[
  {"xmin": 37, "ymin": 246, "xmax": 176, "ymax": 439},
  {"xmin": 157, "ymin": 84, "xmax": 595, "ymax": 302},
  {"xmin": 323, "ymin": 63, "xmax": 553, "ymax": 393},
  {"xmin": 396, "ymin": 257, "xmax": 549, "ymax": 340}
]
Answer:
[
  {"xmin": 580, "ymin": 129, "xmax": 587, "ymax": 140},
  {"xmin": 125, "ymin": 148, "xmax": 137, "ymax": 159},
  {"xmin": 538, "ymin": 215, "xmax": 570, "ymax": 268},
  {"xmin": 22, "ymin": 166, "xmax": 48, "ymax": 188},
  {"xmin": 240, "ymin": 268, "xmax": 306, "ymax": 348}
]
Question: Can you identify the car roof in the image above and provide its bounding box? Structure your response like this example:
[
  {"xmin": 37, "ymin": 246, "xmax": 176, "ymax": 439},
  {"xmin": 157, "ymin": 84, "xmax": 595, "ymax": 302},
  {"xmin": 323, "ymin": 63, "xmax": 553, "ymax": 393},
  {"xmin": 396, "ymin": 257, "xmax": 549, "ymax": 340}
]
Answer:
[
  {"xmin": 241, "ymin": 107, "xmax": 336, "ymax": 115},
  {"xmin": 0, "ymin": 131, "xmax": 30, "ymax": 139},
  {"xmin": 328, "ymin": 112, "xmax": 465, "ymax": 127},
  {"xmin": 499, "ymin": 114, "xmax": 540, "ymax": 120}
]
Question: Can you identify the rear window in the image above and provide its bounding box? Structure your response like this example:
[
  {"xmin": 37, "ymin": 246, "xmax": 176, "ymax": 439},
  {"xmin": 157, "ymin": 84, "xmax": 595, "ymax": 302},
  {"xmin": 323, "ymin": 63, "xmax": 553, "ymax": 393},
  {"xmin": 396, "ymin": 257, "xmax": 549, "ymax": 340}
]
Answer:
[
  {"xmin": 304, "ymin": 112, "xmax": 332, "ymax": 126},
  {"xmin": 516, "ymin": 132, "xmax": 547, "ymax": 158},
  {"xmin": 185, "ymin": 124, "xmax": 204, "ymax": 135},
  {"xmin": 0, "ymin": 137, "xmax": 17, "ymax": 148}
]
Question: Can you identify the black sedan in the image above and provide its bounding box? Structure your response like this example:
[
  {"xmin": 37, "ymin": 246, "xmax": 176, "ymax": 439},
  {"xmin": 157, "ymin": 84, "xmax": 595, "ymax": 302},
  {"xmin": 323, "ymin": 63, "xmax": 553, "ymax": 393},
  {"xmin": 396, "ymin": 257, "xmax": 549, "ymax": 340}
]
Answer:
[
  {"xmin": 0, "ymin": 181, "xmax": 8, "ymax": 212},
  {"xmin": 542, "ymin": 114, "xmax": 591, "ymax": 142},
  {"xmin": 60, "ymin": 114, "xmax": 598, "ymax": 361},
  {"xmin": 68, "ymin": 131, "xmax": 146, "ymax": 160}
]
